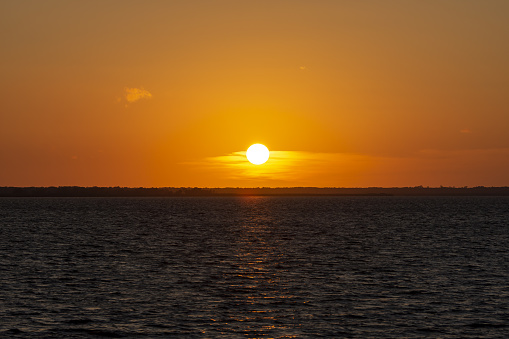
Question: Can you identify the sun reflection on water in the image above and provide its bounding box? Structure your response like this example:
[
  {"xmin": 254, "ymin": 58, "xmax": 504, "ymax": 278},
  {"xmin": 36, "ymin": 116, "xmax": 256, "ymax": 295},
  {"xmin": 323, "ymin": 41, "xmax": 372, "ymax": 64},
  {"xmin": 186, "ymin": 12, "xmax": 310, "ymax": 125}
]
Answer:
[{"xmin": 213, "ymin": 196, "xmax": 303, "ymax": 337}]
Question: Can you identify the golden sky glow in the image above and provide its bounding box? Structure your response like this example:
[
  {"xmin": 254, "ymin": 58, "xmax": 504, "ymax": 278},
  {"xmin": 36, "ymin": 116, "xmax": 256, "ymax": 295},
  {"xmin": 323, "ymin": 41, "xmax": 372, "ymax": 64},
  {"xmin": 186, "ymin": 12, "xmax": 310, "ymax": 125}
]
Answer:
[{"xmin": 1, "ymin": 1, "xmax": 509, "ymax": 187}]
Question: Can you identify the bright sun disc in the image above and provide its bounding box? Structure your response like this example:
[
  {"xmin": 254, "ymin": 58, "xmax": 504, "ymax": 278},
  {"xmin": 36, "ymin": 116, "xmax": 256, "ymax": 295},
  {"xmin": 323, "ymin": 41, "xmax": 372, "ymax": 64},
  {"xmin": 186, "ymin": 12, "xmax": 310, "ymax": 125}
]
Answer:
[{"xmin": 246, "ymin": 144, "xmax": 270, "ymax": 165}]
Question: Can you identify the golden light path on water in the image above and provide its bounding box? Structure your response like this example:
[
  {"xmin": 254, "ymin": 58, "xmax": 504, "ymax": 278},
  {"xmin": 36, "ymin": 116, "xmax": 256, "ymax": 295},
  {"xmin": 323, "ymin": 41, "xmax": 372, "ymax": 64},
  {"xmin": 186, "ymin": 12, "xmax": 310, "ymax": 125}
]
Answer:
[{"xmin": 213, "ymin": 197, "xmax": 300, "ymax": 336}]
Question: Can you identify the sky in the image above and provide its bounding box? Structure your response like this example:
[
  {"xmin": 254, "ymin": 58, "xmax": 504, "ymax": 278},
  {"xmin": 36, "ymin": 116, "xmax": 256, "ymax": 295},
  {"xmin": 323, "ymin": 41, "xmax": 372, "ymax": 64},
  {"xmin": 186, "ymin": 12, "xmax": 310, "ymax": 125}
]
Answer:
[{"xmin": 1, "ymin": 0, "xmax": 509, "ymax": 187}]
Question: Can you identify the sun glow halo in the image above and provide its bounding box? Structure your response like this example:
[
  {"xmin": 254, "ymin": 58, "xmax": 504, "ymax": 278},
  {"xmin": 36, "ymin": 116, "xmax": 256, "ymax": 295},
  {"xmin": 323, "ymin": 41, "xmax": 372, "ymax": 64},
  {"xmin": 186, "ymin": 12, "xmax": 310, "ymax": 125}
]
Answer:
[{"xmin": 246, "ymin": 144, "xmax": 270, "ymax": 165}]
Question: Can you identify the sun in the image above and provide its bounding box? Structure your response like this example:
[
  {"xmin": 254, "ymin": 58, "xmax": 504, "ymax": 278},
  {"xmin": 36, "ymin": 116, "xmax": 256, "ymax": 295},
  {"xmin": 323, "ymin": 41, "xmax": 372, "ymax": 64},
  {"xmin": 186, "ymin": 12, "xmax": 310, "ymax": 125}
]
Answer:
[{"xmin": 246, "ymin": 144, "xmax": 270, "ymax": 165}]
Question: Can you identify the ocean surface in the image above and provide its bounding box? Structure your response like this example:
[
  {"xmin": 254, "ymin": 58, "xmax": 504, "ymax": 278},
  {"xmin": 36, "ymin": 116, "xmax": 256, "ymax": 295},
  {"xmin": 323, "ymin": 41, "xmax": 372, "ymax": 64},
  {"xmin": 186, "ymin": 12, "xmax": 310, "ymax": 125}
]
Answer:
[{"xmin": 1, "ymin": 196, "xmax": 508, "ymax": 338}]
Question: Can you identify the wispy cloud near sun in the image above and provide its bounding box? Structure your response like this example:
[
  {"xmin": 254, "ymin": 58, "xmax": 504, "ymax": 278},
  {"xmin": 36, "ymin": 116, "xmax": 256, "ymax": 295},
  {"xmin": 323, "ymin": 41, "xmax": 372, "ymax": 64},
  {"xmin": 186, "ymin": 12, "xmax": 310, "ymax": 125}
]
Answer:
[
  {"xmin": 185, "ymin": 146, "xmax": 509, "ymax": 187},
  {"xmin": 191, "ymin": 150, "xmax": 373, "ymax": 186}
]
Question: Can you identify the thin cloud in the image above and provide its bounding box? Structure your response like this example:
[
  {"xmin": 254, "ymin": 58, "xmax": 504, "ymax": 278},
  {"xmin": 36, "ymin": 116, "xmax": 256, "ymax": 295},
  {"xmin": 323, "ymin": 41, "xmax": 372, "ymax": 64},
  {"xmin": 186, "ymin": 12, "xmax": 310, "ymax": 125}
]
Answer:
[
  {"xmin": 188, "ymin": 151, "xmax": 372, "ymax": 185},
  {"xmin": 124, "ymin": 87, "xmax": 152, "ymax": 103},
  {"xmin": 188, "ymin": 147, "xmax": 509, "ymax": 187},
  {"xmin": 460, "ymin": 128, "xmax": 472, "ymax": 134}
]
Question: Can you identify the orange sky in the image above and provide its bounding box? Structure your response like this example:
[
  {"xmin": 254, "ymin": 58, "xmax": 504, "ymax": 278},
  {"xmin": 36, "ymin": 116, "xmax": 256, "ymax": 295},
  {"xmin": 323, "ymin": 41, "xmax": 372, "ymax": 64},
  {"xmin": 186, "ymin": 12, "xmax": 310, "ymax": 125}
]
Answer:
[{"xmin": 1, "ymin": 1, "xmax": 509, "ymax": 187}]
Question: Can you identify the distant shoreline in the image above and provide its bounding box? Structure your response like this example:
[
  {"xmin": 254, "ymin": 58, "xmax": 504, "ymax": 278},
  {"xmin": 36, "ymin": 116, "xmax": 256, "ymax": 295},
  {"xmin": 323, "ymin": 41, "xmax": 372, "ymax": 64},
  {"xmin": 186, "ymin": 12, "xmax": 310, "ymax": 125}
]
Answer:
[{"xmin": 1, "ymin": 186, "xmax": 509, "ymax": 197}]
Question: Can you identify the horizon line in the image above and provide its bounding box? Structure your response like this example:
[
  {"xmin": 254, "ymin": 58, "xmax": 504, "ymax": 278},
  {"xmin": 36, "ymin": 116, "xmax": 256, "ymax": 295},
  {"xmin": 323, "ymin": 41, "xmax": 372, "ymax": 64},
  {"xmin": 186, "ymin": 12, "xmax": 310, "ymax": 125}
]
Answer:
[{"xmin": 2, "ymin": 186, "xmax": 508, "ymax": 189}]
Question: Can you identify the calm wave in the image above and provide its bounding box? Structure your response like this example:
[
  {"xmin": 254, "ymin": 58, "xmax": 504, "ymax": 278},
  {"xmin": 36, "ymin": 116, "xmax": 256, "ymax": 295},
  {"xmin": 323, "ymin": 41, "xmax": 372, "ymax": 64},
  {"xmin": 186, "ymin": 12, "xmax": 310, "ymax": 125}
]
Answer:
[{"xmin": 1, "ymin": 196, "xmax": 508, "ymax": 338}]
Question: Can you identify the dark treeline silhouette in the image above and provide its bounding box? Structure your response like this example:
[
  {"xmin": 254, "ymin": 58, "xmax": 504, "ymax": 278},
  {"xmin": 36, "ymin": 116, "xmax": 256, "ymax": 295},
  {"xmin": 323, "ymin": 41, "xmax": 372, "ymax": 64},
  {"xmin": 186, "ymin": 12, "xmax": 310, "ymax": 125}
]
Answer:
[
  {"xmin": 0, "ymin": 187, "xmax": 214, "ymax": 197},
  {"xmin": 1, "ymin": 186, "xmax": 509, "ymax": 197}
]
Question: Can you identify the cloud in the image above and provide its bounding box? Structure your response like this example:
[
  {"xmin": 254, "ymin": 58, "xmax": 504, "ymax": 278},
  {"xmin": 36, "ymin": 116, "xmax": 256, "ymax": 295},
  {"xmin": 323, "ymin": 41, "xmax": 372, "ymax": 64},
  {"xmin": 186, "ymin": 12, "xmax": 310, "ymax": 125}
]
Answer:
[
  {"xmin": 188, "ymin": 150, "xmax": 372, "ymax": 185},
  {"xmin": 124, "ymin": 87, "xmax": 152, "ymax": 103},
  {"xmin": 185, "ymin": 147, "xmax": 509, "ymax": 187},
  {"xmin": 460, "ymin": 128, "xmax": 472, "ymax": 133}
]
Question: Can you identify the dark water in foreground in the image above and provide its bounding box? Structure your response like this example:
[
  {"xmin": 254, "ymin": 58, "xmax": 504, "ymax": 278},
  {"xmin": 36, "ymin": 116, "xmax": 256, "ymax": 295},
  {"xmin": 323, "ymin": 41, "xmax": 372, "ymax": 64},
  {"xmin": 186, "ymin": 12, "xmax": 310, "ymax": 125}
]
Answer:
[{"xmin": 1, "ymin": 197, "xmax": 508, "ymax": 338}]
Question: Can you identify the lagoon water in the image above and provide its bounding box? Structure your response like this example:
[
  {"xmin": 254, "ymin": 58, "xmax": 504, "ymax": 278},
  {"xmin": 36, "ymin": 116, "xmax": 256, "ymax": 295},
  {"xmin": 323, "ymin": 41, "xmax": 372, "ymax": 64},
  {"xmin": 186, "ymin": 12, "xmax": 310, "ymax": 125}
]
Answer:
[{"xmin": 1, "ymin": 196, "xmax": 508, "ymax": 338}]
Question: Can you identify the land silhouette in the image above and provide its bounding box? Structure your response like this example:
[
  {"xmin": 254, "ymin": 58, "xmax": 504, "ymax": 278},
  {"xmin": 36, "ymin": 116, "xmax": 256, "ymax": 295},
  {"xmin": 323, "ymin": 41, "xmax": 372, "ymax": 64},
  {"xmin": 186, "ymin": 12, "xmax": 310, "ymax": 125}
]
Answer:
[{"xmin": 1, "ymin": 186, "xmax": 508, "ymax": 197}]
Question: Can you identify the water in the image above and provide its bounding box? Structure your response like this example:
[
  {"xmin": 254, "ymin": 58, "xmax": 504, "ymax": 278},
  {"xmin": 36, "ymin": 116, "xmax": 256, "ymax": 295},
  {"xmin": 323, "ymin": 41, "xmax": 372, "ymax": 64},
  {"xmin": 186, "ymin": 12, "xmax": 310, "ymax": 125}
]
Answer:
[{"xmin": 1, "ymin": 196, "xmax": 508, "ymax": 338}]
